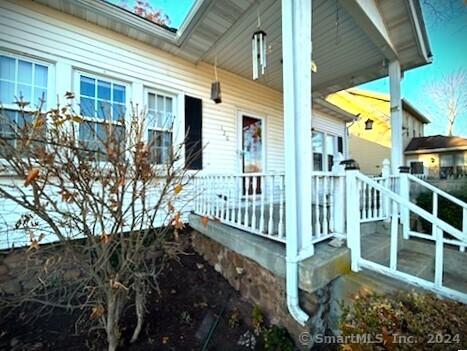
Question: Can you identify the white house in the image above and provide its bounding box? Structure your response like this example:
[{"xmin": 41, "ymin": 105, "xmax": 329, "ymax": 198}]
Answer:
[{"xmin": 0, "ymin": 0, "xmax": 465, "ymax": 336}]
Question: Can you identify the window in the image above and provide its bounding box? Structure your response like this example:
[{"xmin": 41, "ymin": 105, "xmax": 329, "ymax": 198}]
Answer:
[
  {"xmin": 312, "ymin": 131, "xmax": 339, "ymax": 171},
  {"xmin": 312, "ymin": 131, "xmax": 323, "ymax": 171},
  {"xmin": 440, "ymin": 153, "xmax": 455, "ymax": 179},
  {"xmin": 440, "ymin": 152, "xmax": 467, "ymax": 179},
  {"xmin": 0, "ymin": 54, "xmax": 49, "ymax": 149},
  {"xmin": 326, "ymin": 134, "xmax": 335, "ymax": 171},
  {"xmin": 410, "ymin": 161, "xmax": 424, "ymax": 175},
  {"xmin": 0, "ymin": 55, "xmax": 48, "ymax": 106},
  {"xmin": 147, "ymin": 91, "xmax": 175, "ymax": 164},
  {"xmin": 77, "ymin": 74, "xmax": 126, "ymax": 159}
]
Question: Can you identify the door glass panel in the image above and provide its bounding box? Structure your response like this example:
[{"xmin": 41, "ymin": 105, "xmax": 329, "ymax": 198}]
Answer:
[
  {"xmin": 242, "ymin": 115, "xmax": 263, "ymax": 173},
  {"xmin": 242, "ymin": 115, "xmax": 263, "ymax": 195}
]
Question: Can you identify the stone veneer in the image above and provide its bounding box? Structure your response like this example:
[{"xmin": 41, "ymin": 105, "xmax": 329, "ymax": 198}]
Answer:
[
  {"xmin": 0, "ymin": 246, "xmax": 83, "ymax": 296},
  {"xmin": 191, "ymin": 229, "xmax": 333, "ymax": 349}
]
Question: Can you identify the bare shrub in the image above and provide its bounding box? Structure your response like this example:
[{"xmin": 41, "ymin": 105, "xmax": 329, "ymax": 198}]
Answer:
[{"xmin": 0, "ymin": 94, "xmax": 196, "ymax": 351}]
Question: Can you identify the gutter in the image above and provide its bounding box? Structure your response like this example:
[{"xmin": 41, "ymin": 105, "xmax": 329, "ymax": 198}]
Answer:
[
  {"xmin": 407, "ymin": 0, "xmax": 433, "ymax": 64},
  {"xmin": 405, "ymin": 146, "xmax": 467, "ymax": 155}
]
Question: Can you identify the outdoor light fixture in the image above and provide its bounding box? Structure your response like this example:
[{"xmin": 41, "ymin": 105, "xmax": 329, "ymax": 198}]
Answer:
[
  {"xmin": 252, "ymin": 30, "xmax": 267, "ymax": 80},
  {"xmin": 365, "ymin": 118, "xmax": 374, "ymax": 130},
  {"xmin": 210, "ymin": 81, "xmax": 222, "ymax": 104},
  {"xmin": 210, "ymin": 56, "xmax": 222, "ymax": 104}
]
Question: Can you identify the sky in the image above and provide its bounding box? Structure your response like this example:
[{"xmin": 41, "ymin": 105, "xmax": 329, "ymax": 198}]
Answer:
[
  {"xmin": 360, "ymin": 0, "xmax": 467, "ymax": 137},
  {"xmin": 106, "ymin": 0, "xmax": 195, "ymax": 29}
]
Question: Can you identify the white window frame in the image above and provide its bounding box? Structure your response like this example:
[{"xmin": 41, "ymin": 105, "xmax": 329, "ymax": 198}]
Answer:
[
  {"xmin": 144, "ymin": 87, "xmax": 177, "ymax": 165},
  {"xmin": 312, "ymin": 129, "xmax": 341, "ymax": 172},
  {"xmin": 0, "ymin": 52, "xmax": 55, "ymax": 160},
  {"xmin": 0, "ymin": 51, "xmax": 55, "ymax": 112},
  {"xmin": 73, "ymin": 70, "xmax": 131, "ymax": 158}
]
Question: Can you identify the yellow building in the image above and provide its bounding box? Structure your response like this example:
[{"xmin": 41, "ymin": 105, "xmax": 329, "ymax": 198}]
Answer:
[{"xmin": 327, "ymin": 89, "xmax": 430, "ymax": 175}]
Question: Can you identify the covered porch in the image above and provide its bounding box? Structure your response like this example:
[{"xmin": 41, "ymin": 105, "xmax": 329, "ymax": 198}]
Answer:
[{"xmin": 187, "ymin": 0, "xmax": 433, "ymax": 325}]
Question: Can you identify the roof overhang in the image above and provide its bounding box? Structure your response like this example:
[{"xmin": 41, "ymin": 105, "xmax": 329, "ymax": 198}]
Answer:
[
  {"xmin": 405, "ymin": 146, "xmax": 467, "ymax": 155},
  {"xmin": 314, "ymin": 98, "xmax": 357, "ymax": 123},
  {"xmin": 33, "ymin": 0, "xmax": 432, "ymax": 95}
]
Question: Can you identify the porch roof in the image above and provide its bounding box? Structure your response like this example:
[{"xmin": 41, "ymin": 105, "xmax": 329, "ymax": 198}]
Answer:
[{"xmin": 35, "ymin": 0, "xmax": 432, "ymax": 96}]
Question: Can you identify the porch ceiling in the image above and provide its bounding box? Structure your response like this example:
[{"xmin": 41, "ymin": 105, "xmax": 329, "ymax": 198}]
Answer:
[{"xmin": 33, "ymin": 0, "xmax": 431, "ymax": 96}]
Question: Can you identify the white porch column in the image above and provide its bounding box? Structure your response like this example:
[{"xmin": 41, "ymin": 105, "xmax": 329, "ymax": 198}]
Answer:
[
  {"xmin": 389, "ymin": 60, "xmax": 403, "ymax": 174},
  {"xmin": 282, "ymin": 0, "xmax": 312, "ymax": 326}
]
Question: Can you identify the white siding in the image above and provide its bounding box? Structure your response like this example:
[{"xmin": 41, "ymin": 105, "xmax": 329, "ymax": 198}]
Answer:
[{"xmin": 0, "ymin": 0, "xmax": 347, "ymax": 248}]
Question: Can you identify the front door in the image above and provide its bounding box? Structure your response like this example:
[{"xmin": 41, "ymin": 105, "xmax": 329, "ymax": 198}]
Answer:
[{"xmin": 240, "ymin": 114, "xmax": 264, "ymax": 194}]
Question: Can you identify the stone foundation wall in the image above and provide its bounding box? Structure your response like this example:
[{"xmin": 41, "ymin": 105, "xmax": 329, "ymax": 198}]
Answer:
[
  {"xmin": 191, "ymin": 230, "xmax": 332, "ymax": 349},
  {"xmin": 0, "ymin": 246, "xmax": 82, "ymax": 296}
]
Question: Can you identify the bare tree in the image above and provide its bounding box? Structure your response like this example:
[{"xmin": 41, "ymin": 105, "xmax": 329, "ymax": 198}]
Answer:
[
  {"xmin": 425, "ymin": 68, "xmax": 467, "ymax": 136},
  {"xmin": 422, "ymin": 0, "xmax": 466, "ymax": 27},
  {"xmin": 0, "ymin": 95, "xmax": 196, "ymax": 351}
]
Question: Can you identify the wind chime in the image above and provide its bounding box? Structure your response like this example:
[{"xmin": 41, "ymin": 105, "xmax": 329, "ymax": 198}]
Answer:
[{"xmin": 252, "ymin": 6, "xmax": 267, "ymax": 80}]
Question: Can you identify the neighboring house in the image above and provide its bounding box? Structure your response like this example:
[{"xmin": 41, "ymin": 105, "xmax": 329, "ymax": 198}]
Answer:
[
  {"xmin": 326, "ymin": 89, "xmax": 430, "ymax": 175},
  {"xmin": 1, "ymin": 0, "xmax": 465, "ymax": 340},
  {"xmin": 405, "ymin": 135, "xmax": 467, "ymax": 179}
]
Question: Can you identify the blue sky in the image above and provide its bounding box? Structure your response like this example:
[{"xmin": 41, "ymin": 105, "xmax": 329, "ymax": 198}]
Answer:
[
  {"xmin": 360, "ymin": 0, "xmax": 467, "ymax": 137},
  {"xmin": 107, "ymin": 0, "xmax": 195, "ymax": 29}
]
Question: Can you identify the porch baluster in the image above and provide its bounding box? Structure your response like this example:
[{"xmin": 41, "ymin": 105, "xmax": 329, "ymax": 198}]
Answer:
[
  {"xmin": 329, "ymin": 176, "xmax": 335, "ymax": 232},
  {"xmin": 268, "ymin": 175, "xmax": 274, "ymax": 236},
  {"xmin": 322, "ymin": 175, "xmax": 328, "ymax": 236},
  {"xmin": 244, "ymin": 176, "xmax": 250, "ymax": 228},
  {"xmin": 259, "ymin": 175, "xmax": 265, "ymax": 233},
  {"xmin": 278, "ymin": 174, "xmax": 284, "ymax": 238},
  {"xmin": 236, "ymin": 176, "xmax": 242, "ymax": 226},
  {"xmin": 252, "ymin": 176, "xmax": 257, "ymax": 230},
  {"xmin": 314, "ymin": 176, "xmax": 320, "ymax": 237}
]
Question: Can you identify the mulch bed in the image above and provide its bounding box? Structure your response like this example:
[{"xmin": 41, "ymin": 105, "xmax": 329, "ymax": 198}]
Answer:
[{"xmin": 0, "ymin": 246, "xmax": 258, "ymax": 351}]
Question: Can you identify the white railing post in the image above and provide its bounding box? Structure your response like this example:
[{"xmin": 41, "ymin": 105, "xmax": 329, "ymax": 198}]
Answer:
[
  {"xmin": 431, "ymin": 192, "xmax": 438, "ymax": 238},
  {"xmin": 345, "ymin": 161, "xmax": 361, "ymax": 272},
  {"xmin": 382, "ymin": 159, "xmax": 391, "ymax": 219},
  {"xmin": 399, "ymin": 166, "xmax": 410, "ymax": 239},
  {"xmin": 390, "ymin": 200, "xmax": 399, "ymax": 270},
  {"xmin": 434, "ymin": 225, "xmax": 444, "ymax": 287},
  {"xmin": 462, "ymin": 208, "xmax": 467, "ymax": 252},
  {"xmin": 332, "ymin": 153, "xmax": 345, "ymax": 235}
]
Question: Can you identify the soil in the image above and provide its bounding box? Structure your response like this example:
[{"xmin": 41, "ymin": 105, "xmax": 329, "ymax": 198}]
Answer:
[{"xmin": 0, "ymin": 244, "xmax": 261, "ymax": 351}]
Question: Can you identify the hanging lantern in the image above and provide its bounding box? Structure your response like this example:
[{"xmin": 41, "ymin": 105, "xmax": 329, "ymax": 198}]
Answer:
[
  {"xmin": 252, "ymin": 30, "xmax": 267, "ymax": 80},
  {"xmin": 365, "ymin": 118, "xmax": 374, "ymax": 130},
  {"xmin": 210, "ymin": 56, "xmax": 222, "ymax": 104},
  {"xmin": 210, "ymin": 81, "xmax": 222, "ymax": 104}
]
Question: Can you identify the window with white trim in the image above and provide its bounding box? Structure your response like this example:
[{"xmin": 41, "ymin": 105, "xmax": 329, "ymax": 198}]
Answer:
[
  {"xmin": 146, "ymin": 90, "xmax": 175, "ymax": 164},
  {"xmin": 0, "ymin": 54, "xmax": 49, "ymax": 148},
  {"xmin": 312, "ymin": 131, "xmax": 324, "ymax": 171},
  {"xmin": 312, "ymin": 130, "xmax": 339, "ymax": 171},
  {"xmin": 77, "ymin": 73, "xmax": 127, "ymax": 159}
]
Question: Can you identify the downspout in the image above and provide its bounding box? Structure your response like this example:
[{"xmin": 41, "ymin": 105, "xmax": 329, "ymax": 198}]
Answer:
[
  {"xmin": 286, "ymin": 256, "xmax": 309, "ymax": 326},
  {"xmin": 281, "ymin": 0, "xmax": 312, "ymax": 327}
]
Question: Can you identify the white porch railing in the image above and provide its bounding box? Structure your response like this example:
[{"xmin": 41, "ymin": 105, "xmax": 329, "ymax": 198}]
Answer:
[
  {"xmin": 193, "ymin": 173, "xmax": 286, "ymax": 242},
  {"xmin": 347, "ymin": 169, "xmax": 467, "ymax": 303},
  {"xmin": 192, "ymin": 171, "xmax": 345, "ymax": 244},
  {"xmin": 407, "ymin": 174, "xmax": 467, "ymax": 252},
  {"xmin": 360, "ymin": 175, "xmax": 397, "ymax": 222}
]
